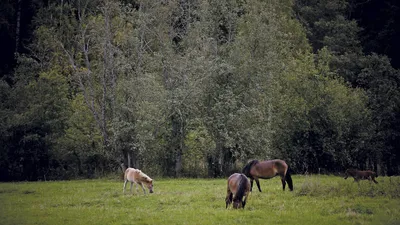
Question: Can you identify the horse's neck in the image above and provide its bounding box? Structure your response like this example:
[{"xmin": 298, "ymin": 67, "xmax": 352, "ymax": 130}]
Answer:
[
  {"xmin": 140, "ymin": 175, "xmax": 150, "ymax": 183},
  {"xmin": 136, "ymin": 173, "xmax": 150, "ymax": 183},
  {"xmin": 136, "ymin": 174, "xmax": 144, "ymax": 182}
]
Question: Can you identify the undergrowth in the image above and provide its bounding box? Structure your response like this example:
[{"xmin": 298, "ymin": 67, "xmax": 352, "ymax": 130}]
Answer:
[{"xmin": 296, "ymin": 175, "xmax": 400, "ymax": 198}]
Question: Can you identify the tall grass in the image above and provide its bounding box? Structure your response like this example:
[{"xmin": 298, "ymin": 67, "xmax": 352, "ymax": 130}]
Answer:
[
  {"xmin": 0, "ymin": 175, "xmax": 399, "ymax": 225},
  {"xmin": 297, "ymin": 175, "xmax": 400, "ymax": 198}
]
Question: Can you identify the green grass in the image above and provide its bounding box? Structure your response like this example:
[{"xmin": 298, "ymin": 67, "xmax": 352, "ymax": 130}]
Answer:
[{"xmin": 1, "ymin": 175, "xmax": 400, "ymax": 225}]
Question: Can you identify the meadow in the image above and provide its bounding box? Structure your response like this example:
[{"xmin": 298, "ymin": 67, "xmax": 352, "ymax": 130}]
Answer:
[{"xmin": 1, "ymin": 175, "xmax": 400, "ymax": 225}]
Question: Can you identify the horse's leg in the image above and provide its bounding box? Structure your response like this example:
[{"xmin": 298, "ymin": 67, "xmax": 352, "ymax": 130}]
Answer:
[
  {"xmin": 281, "ymin": 176, "xmax": 286, "ymax": 191},
  {"xmin": 130, "ymin": 181, "xmax": 133, "ymax": 194},
  {"xmin": 250, "ymin": 178, "xmax": 254, "ymax": 192},
  {"xmin": 123, "ymin": 180, "xmax": 128, "ymax": 194},
  {"xmin": 285, "ymin": 172, "xmax": 294, "ymax": 191},
  {"xmin": 255, "ymin": 178, "xmax": 262, "ymax": 192},
  {"xmin": 242, "ymin": 191, "xmax": 250, "ymax": 209},
  {"xmin": 372, "ymin": 177, "xmax": 378, "ymax": 184},
  {"xmin": 140, "ymin": 183, "xmax": 146, "ymax": 194},
  {"xmin": 225, "ymin": 190, "xmax": 232, "ymax": 209},
  {"xmin": 135, "ymin": 182, "xmax": 140, "ymax": 194}
]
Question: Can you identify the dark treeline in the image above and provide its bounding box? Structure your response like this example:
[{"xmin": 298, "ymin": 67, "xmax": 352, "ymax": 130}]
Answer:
[{"xmin": 0, "ymin": 0, "xmax": 399, "ymax": 181}]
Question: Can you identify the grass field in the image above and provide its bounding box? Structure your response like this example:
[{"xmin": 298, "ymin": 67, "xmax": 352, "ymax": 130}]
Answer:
[{"xmin": 1, "ymin": 175, "xmax": 400, "ymax": 225}]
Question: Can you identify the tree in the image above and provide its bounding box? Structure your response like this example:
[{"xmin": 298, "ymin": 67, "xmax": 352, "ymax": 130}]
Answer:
[
  {"xmin": 356, "ymin": 54, "xmax": 400, "ymax": 174},
  {"xmin": 294, "ymin": 0, "xmax": 400, "ymax": 174},
  {"xmin": 0, "ymin": 56, "xmax": 70, "ymax": 180}
]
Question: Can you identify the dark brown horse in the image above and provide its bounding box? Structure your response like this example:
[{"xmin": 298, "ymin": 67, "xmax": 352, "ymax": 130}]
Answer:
[
  {"xmin": 344, "ymin": 169, "xmax": 378, "ymax": 184},
  {"xmin": 226, "ymin": 173, "xmax": 251, "ymax": 209},
  {"xmin": 242, "ymin": 159, "xmax": 293, "ymax": 192}
]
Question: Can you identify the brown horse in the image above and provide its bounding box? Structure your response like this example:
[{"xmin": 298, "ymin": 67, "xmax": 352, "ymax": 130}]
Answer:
[
  {"xmin": 226, "ymin": 173, "xmax": 251, "ymax": 209},
  {"xmin": 123, "ymin": 168, "xmax": 154, "ymax": 194},
  {"xmin": 242, "ymin": 159, "xmax": 293, "ymax": 192},
  {"xmin": 344, "ymin": 169, "xmax": 378, "ymax": 184}
]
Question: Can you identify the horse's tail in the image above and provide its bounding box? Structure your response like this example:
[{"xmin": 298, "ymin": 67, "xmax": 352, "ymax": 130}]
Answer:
[
  {"xmin": 285, "ymin": 167, "xmax": 294, "ymax": 191},
  {"xmin": 121, "ymin": 163, "xmax": 127, "ymax": 180},
  {"xmin": 121, "ymin": 163, "xmax": 127, "ymax": 172},
  {"xmin": 235, "ymin": 174, "xmax": 248, "ymax": 207},
  {"xmin": 242, "ymin": 160, "xmax": 258, "ymax": 179}
]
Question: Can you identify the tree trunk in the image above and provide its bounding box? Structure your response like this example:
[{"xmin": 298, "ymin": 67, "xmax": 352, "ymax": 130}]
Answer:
[
  {"xmin": 171, "ymin": 113, "xmax": 184, "ymax": 177},
  {"xmin": 15, "ymin": 0, "xmax": 22, "ymax": 55},
  {"xmin": 175, "ymin": 149, "xmax": 182, "ymax": 177},
  {"xmin": 222, "ymin": 146, "xmax": 234, "ymax": 176}
]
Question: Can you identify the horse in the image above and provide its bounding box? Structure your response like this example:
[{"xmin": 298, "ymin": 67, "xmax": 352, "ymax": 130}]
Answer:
[
  {"xmin": 123, "ymin": 168, "xmax": 154, "ymax": 194},
  {"xmin": 225, "ymin": 173, "xmax": 251, "ymax": 209},
  {"xmin": 242, "ymin": 159, "xmax": 293, "ymax": 192},
  {"xmin": 344, "ymin": 169, "xmax": 378, "ymax": 184}
]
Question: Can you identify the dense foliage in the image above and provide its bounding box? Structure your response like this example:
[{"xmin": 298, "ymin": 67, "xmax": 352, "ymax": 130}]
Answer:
[{"xmin": 0, "ymin": 0, "xmax": 399, "ymax": 180}]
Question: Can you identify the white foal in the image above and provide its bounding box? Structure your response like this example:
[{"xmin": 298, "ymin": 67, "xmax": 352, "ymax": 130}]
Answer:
[{"xmin": 123, "ymin": 168, "xmax": 154, "ymax": 194}]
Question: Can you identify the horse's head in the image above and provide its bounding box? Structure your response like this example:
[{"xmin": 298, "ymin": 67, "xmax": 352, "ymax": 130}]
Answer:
[
  {"xmin": 233, "ymin": 199, "xmax": 247, "ymax": 209},
  {"xmin": 233, "ymin": 200, "xmax": 240, "ymax": 209},
  {"xmin": 233, "ymin": 199, "xmax": 244, "ymax": 209},
  {"xmin": 136, "ymin": 170, "xmax": 154, "ymax": 194},
  {"xmin": 233, "ymin": 199, "xmax": 248, "ymax": 209},
  {"xmin": 146, "ymin": 179, "xmax": 154, "ymax": 193}
]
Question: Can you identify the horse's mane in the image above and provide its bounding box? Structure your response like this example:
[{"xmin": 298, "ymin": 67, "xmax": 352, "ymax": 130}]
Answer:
[
  {"xmin": 137, "ymin": 170, "xmax": 152, "ymax": 183},
  {"xmin": 242, "ymin": 160, "xmax": 258, "ymax": 179},
  {"xmin": 234, "ymin": 174, "xmax": 248, "ymax": 204}
]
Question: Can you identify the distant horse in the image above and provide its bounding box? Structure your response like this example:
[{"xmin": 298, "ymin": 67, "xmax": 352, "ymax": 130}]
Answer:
[
  {"xmin": 226, "ymin": 173, "xmax": 251, "ymax": 209},
  {"xmin": 123, "ymin": 168, "xmax": 154, "ymax": 194},
  {"xmin": 242, "ymin": 159, "xmax": 293, "ymax": 192},
  {"xmin": 344, "ymin": 169, "xmax": 378, "ymax": 184}
]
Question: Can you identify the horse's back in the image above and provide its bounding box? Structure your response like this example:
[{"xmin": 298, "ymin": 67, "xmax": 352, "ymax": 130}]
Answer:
[
  {"xmin": 228, "ymin": 173, "xmax": 250, "ymax": 193},
  {"xmin": 251, "ymin": 159, "xmax": 288, "ymax": 178},
  {"xmin": 270, "ymin": 159, "xmax": 288, "ymax": 169},
  {"xmin": 346, "ymin": 169, "xmax": 377, "ymax": 179},
  {"xmin": 228, "ymin": 173, "xmax": 241, "ymax": 187}
]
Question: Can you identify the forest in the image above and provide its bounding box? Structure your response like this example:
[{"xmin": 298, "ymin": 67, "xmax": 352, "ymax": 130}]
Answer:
[{"xmin": 0, "ymin": 0, "xmax": 399, "ymax": 181}]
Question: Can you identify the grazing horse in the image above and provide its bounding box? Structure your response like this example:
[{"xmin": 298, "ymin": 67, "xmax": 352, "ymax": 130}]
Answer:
[
  {"xmin": 123, "ymin": 168, "xmax": 154, "ymax": 194},
  {"xmin": 344, "ymin": 169, "xmax": 378, "ymax": 184},
  {"xmin": 225, "ymin": 173, "xmax": 251, "ymax": 209},
  {"xmin": 242, "ymin": 159, "xmax": 293, "ymax": 192}
]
